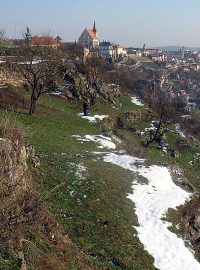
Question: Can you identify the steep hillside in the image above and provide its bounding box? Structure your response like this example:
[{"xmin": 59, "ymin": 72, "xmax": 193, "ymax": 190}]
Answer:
[{"xmin": 0, "ymin": 85, "xmax": 199, "ymax": 270}]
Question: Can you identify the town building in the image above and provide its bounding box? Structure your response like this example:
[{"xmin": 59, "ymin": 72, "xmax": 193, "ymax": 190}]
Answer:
[
  {"xmin": 98, "ymin": 42, "xmax": 127, "ymax": 59},
  {"xmin": 98, "ymin": 41, "xmax": 115, "ymax": 58},
  {"xmin": 114, "ymin": 45, "xmax": 127, "ymax": 58},
  {"xmin": 30, "ymin": 36, "xmax": 60, "ymax": 48},
  {"xmin": 10, "ymin": 27, "xmax": 61, "ymax": 48},
  {"xmin": 78, "ymin": 21, "xmax": 99, "ymax": 50},
  {"xmin": 78, "ymin": 22, "xmax": 126, "ymax": 59},
  {"xmin": 151, "ymin": 53, "xmax": 165, "ymax": 62}
]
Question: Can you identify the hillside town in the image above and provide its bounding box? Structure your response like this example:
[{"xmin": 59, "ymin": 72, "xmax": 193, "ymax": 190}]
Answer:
[
  {"xmin": 1, "ymin": 21, "xmax": 200, "ymax": 114},
  {"xmin": 0, "ymin": 14, "xmax": 200, "ymax": 270}
]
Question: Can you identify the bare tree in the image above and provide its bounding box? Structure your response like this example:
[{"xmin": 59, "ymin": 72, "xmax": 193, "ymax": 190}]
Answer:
[
  {"xmin": 0, "ymin": 29, "xmax": 5, "ymax": 40},
  {"xmin": 84, "ymin": 53, "xmax": 105, "ymax": 86},
  {"xmin": 0, "ymin": 29, "xmax": 7, "ymax": 46},
  {"xmin": 62, "ymin": 42, "xmax": 84, "ymax": 59},
  {"xmin": 9, "ymin": 45, "xmax": 63, "ymax": 115},
  {"xmin": 145, "ymin": 92, "xmax": 178, "ymax": 147}
]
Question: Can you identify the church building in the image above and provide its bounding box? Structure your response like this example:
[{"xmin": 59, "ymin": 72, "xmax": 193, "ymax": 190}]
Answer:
[{"xmin": 78, "ymin": 21, "xmax": 99, "ymax": 50}]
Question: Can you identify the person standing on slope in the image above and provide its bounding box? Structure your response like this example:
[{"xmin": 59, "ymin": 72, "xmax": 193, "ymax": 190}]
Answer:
[{"xmin": 83, "ymin": 99, "xmax": 90, "ymax": 116}]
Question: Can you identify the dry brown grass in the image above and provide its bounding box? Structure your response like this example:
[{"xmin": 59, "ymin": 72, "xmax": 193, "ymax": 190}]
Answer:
[
  {"xmin": 0, "ymin": 116, "xmax": 26, "ymax": 147},
  {"xmin": 0, "ymin": 85, "xmax": 27, "ymax": 111}
]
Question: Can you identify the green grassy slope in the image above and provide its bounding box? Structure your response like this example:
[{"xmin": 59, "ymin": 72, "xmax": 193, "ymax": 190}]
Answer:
[
  {"xmin": 0, "ymin": 87, "xmax": 199, "ymax": 269},
  {"xmin": 0, "ymin": 89, "xmax": 157, "ymax": 269}
]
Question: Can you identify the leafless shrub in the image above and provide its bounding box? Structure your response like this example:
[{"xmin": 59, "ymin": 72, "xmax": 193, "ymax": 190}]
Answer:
[
  {"xmin": 116, "ymin": 111, "xmax": 141, "ymax": 132},
  {"xmin": 176, "ymin": 138, "xmax": 189, "ymax": 151},
  {"xmin": 120, "ymin": 111, "xmax": 142, "ymax": 128},
  {"xmin": 145, "ymin": 93, "xmax": 178, "ymax": 147},
  {"xmin": 100, "ymin": 116, "xmax": 116, "ymax": 133},
  {"xmin": 0, "ymin": 29, "xmax": 7, "ymax": 44}
]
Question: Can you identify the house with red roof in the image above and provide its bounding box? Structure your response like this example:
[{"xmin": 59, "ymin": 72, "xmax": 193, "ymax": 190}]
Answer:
[
  {"xmin": 78, "ymin": 21, "xmax": 99, "ymax": 50},
  {"xmin": 30, "ymin": 36, "xmax": 60, "ymax": 48}
]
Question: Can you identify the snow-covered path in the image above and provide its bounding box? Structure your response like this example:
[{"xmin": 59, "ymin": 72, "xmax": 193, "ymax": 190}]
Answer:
[{"xmin": 103, "ymin": 153, "xmax": 200, "ymax": 270}]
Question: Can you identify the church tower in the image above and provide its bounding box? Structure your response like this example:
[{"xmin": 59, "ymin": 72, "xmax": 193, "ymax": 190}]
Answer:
[
  {"xmin": 25, "ymin": 25, "xmax": 32, "ymax": 45},
  {"xmin": 93, "ymin": 21, "xmax": 98, "ymax": 37},
  {"xmin": 78, "ymin": 21, "xmax": 99, "ymax": 50}
]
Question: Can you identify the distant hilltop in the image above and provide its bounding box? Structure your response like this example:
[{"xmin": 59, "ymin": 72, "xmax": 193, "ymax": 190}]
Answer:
[{"xmin": 151, "ymin": 46, "xmax": 200, "ymax": 52}]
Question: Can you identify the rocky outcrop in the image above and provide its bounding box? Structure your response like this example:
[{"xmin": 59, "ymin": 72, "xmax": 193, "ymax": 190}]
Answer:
[
  {"xmin": 189, "ymin": 214, "xmax": 200, "ymax": 238},
  {"xmin": 0, "ymin": 137, "xmax": 39, "ymax": 241},
  {"xmin": 170, "ymin": 196, "xmax": 200, "ymax": 258},
  {"xmin": 63, "ymin": 60, "xmax": 121, "ymax": 104}
]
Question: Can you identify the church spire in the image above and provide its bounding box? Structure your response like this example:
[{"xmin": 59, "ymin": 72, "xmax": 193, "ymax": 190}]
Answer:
[
  {"xmin": 25, "ymin": 25, "xmax": 32, "ymax": 45},
  {"xmin": 93, "ymin": 20, "xmax": 97, "ymax": 34}
]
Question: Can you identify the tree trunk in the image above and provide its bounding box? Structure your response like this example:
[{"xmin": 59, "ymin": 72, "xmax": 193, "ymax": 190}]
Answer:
[
  {"xmin": 145, "ymin": 131, "xmax": 158, "ymax": 147},
  {"xmin": 29, "ymin": 91, "xmax": 37, "ymax": 115},
  {"xmin": 146, "ymin": 129, "xmax": 168, "ymax": 148},
  {"xmin": 146, "ymin": 139, "xmax": 153, "ymax": 148}
]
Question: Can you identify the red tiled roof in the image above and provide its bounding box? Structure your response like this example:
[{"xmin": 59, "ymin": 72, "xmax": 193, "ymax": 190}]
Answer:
[
  {"xmin": 144, "ymin": 49, "xmax": 159, "ymax": 55},
  {"xmin": 31, "ymin": 36, "xmax": 59, "ymax": 45},
  {"xmin": 86, "ymin": 29, "xmax": 97, "ymax": 39}
]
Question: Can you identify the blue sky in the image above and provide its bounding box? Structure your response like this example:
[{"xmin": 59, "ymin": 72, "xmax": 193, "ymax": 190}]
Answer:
[{"xmin": 1, "ymin": 0, "xmax": 200, "ymax": 47}]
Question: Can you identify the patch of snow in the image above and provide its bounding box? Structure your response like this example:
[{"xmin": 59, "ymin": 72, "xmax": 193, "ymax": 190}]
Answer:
[
  {"xmin": 17, "ymin": 60, "xmax": 43, "ymax": 65},
  {"xmin": 93, "ymin": 149, "xmax": 125, "ymax": 155},
  {"xmin": 181, "ymin": 115, "xmax": 192, "ymax": 118},
  {"xmin": 69, "ymin": 190, "xmax": 75, "ymax": 197},
  {"xmin": 145, "ymin": 126, "xmax": 156, "ymax": 132},
  {"xmin": 103, "ymin": 153, "xmax": 200, "ymax": 270},
  {"xmin": 77, "ymin": 198, "xmax": 81, "ymax": 204},
  {"xmin": 131, "ymin": 96, "xmax": 144, "ymax": 106},
  {"xmin": 162, "ymin": 146, "xmax": 168, "ymax": 154},
  {"xmin": 71, "ymin": 135, "xmax": 91, "ymax": 142},
  {"xmin": 93, "ymin": 151, "xmax": 111, "ymax": 154},
  {"xmin": 176, "ymin": 124, "xmax": 186, "ymax": 138},
  {"xmin": 78, "ymin": 113, "xmax": 108, "ymax": 123},
  {"xmin": 189, "ymin": 153, "xmax": 200, "ymax": 165},
  {"xmin": 111, "ymin": 135, "xmax": 122, "ymax": 144},
  {"xmin": 72, "ymin": 135, "xmax": 116, "ymax": 149},
  {"xmin": 48, "ymin": 92, "xmax": 62, "ymax": 96},
  {"xmin": 141, "ymin": 121, "xmax": 158, "ymax": 134},
  {"xmin": 75, "ymin": 163, "xmax": 87, "ymax": 180}
]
